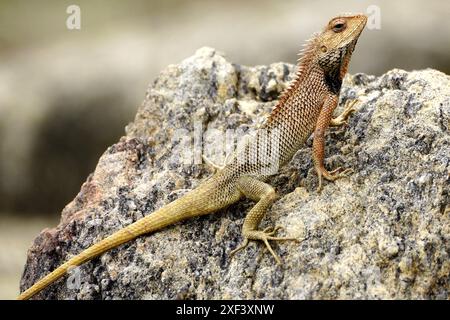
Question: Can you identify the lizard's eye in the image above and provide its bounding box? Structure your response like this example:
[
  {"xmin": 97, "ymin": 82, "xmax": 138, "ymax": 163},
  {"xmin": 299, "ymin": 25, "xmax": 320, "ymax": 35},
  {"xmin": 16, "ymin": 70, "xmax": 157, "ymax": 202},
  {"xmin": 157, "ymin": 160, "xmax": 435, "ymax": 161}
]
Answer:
[{"xmin": 332, "ymin": 21, "xmax": 346, "ymax": 33}]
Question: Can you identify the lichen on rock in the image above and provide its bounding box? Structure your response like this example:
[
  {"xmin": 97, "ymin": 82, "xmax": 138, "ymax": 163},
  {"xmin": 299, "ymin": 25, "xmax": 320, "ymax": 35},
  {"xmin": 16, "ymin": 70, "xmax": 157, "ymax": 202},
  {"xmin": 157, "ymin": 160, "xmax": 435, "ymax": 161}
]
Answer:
[{"xmin": 20, "ymin": 47, "xmax": 449, "ymax": 299}]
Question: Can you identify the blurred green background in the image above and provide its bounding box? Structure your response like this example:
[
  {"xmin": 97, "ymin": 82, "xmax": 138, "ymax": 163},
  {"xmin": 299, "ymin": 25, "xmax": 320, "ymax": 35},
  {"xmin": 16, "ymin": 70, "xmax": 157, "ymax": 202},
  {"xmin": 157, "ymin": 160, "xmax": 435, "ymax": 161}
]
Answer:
[{"xmin": 0, "ymin": 0, "xmax": 449, "ymax": 299}]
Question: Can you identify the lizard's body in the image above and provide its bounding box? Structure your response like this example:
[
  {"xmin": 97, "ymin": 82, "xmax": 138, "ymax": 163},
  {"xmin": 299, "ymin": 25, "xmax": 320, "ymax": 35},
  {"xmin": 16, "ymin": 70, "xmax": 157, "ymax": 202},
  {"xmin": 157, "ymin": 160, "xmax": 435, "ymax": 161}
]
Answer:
[{"xmin": 19, "ymin": 14, "xmax": 367, "ymax": 300}]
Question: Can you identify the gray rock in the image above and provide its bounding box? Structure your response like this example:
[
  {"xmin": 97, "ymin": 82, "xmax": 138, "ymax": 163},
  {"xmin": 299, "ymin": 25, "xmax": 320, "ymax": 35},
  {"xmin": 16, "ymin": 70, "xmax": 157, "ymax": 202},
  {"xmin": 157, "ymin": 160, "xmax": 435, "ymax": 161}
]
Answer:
[{"xmin": 20, "ymin": 47, "xmax": 450, "ymax": 300}]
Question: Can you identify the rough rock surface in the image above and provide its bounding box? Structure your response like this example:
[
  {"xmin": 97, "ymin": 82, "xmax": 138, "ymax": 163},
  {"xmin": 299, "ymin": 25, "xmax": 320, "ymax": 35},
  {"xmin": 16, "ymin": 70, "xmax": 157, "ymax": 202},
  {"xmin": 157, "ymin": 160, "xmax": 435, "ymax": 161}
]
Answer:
[{"xmin": 21, "ymin": 47, "xmax": 449, "ymax": 299}]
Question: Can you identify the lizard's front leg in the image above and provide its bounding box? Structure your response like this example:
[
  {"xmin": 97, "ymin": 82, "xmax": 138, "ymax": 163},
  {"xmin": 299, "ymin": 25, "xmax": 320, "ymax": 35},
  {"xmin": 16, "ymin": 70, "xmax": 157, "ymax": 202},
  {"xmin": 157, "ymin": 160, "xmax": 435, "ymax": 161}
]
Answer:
[
  {"xmin": 329, "ymin": 99, "xmax": 358, "ymax": 126},
  {"xmin": 313, "ymin": 94, "xmax": 353, "ymax": 192},
  {"xmin": 230, "ymin": 176, "xmax": 298, "ymax": 265}
]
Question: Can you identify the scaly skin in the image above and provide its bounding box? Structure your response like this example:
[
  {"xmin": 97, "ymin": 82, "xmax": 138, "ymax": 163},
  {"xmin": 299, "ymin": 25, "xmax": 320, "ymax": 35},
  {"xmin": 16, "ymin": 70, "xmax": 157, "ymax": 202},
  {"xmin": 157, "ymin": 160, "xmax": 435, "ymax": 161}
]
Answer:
[{"xmin": 18, "ymin": 14, "xmax": 367, "ymax": 300}]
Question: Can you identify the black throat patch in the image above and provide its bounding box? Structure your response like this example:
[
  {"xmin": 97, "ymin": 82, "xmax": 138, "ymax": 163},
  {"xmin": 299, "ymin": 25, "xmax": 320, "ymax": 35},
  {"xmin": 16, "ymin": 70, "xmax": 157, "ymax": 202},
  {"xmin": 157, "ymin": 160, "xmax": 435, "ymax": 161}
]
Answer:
[
  {"xmin": 324, "ymin": 68, "xmax": 342, "ymax": 94},
  {"xmin": 323, "ymin": 46, "xmax": 347, "ymax": 94}
]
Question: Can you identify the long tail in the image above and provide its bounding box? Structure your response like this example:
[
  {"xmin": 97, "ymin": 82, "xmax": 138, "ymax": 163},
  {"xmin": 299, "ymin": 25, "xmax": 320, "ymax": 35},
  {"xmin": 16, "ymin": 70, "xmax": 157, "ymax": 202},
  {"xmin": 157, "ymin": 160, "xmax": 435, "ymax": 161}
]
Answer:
[{"xmin": 18, "ymin": 182, "xmax": 223, "ymax": 300}]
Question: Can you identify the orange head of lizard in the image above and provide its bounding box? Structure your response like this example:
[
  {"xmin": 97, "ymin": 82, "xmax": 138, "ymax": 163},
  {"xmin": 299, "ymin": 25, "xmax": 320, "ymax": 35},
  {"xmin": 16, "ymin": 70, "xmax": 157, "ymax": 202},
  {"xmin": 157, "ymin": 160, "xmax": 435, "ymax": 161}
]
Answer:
[{"xmin": 315, "ymin": 14, "xmax": 367, "ymax": 85}]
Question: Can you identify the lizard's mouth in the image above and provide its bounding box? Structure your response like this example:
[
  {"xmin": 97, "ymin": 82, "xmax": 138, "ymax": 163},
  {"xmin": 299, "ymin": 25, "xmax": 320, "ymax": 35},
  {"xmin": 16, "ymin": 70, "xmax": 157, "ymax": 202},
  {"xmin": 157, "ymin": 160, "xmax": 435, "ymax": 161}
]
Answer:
[
  {"xmin": 342, "ymin": 14, "xmax": 367, "ymax": 46},
  {"xmin": 353, "ymin": 15, "xmax": 367, "ymax": 37}
]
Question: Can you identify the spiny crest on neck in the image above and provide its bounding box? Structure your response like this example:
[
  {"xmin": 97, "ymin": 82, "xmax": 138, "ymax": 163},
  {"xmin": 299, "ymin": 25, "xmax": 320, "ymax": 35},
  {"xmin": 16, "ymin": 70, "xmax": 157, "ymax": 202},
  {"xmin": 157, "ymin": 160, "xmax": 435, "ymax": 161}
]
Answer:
[{"xmin": 267, "ymin": 33, "xmax": 319, "ymax": 123}]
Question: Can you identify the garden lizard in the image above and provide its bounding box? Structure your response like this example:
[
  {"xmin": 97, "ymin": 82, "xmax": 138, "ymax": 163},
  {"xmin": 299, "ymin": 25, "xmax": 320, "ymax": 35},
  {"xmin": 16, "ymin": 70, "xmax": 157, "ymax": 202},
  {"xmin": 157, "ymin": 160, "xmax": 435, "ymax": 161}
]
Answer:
[{"xmin": 19, "ymin": 13, "xmax": 367, "ymax": 300}]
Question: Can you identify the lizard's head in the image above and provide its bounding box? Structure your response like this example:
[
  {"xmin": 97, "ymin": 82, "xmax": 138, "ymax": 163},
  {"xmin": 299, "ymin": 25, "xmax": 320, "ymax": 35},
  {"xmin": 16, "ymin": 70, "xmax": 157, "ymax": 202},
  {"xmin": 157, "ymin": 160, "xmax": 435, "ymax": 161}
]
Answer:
[{"xmin": 315, "ymin": 14, "xmax": 367, "ymax": 77}]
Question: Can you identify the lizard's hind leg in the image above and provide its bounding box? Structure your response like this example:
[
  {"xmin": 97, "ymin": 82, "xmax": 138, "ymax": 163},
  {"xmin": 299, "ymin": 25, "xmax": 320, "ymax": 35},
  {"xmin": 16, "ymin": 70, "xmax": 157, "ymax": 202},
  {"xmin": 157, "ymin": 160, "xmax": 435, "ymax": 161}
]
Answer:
[{"xmin": 230, "ymin": 176, "xmax": 298, "ymax": 265}]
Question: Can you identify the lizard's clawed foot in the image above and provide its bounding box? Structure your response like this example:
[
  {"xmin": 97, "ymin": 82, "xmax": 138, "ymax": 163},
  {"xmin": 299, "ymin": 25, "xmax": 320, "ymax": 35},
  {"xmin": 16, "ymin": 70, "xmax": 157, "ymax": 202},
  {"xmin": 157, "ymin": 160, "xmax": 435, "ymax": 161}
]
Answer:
[
  {"xmin": 262, "ymin": 225, "xmax": 284, "ymax": 236},
  {"xmin": 202, "ymin": 155, "xmax": 226, "ymax": 172},
  {"xmin": 316, "ymin": 166, "xmax": 354, "ymax": 192},
  {"xmin": 230, "ymin": 227, "xmax": 298, "ymax": 265},
  {"xmin": 330, "ymin": 99, "xmax": 358, "ymax": 126},
  {"xmin": 202, "ymin": 152, "xmax": 234, "ymax": 172}
]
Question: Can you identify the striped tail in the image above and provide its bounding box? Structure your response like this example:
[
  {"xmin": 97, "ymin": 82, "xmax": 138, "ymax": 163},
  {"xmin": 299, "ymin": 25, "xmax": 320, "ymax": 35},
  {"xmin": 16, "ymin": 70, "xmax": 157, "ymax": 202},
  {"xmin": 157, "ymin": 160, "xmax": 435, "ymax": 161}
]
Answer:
[{"xmin": 18, "ymin": 183, "xmax": 221, "ymax": 300}]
